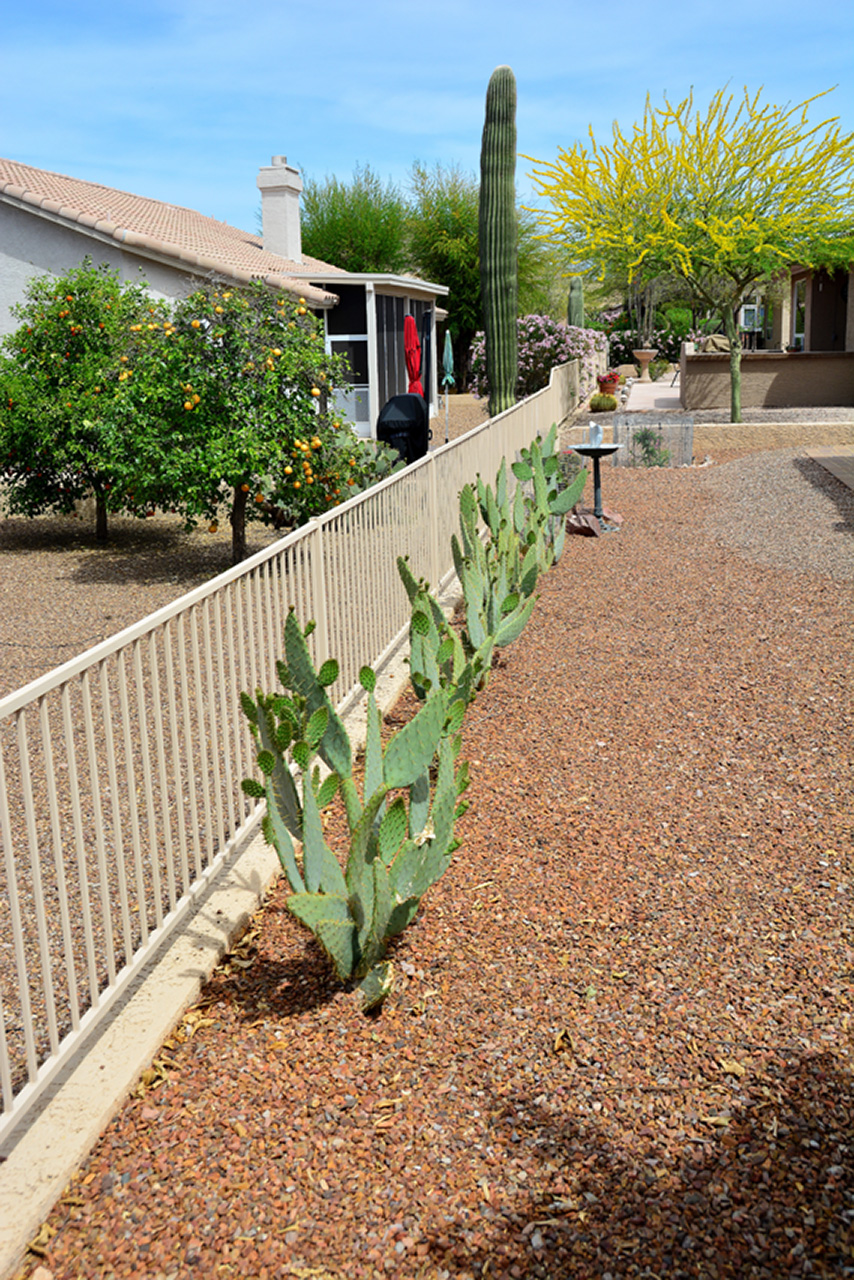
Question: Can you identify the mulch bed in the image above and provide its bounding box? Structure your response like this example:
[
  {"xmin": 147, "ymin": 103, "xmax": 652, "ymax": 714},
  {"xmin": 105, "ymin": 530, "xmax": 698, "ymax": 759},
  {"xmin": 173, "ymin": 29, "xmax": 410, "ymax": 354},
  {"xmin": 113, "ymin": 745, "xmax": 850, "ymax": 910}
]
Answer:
[{"xmin": 15, "ymin": 458, "xmax": 854, "ymax": 1280}]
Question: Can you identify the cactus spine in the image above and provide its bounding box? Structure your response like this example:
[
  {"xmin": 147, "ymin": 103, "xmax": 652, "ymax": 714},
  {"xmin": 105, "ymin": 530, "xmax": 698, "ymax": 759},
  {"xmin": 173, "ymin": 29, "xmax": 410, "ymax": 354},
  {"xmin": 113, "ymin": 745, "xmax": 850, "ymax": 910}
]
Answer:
[
  {"xmin": 479, "ymin": 65, "xmax": 518, "ymax": 418},
  {"xmin": 568, "ymin": 276, "xmax": 585, "ymax": 328}
]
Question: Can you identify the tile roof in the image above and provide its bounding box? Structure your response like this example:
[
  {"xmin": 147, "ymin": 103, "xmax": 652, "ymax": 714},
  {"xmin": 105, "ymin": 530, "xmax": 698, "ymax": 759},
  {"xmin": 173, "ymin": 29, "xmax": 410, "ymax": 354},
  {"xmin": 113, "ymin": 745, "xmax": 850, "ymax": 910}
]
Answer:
[{"xmin": 0, "ymin": 157, "xmax": 342, "ymax": 308}]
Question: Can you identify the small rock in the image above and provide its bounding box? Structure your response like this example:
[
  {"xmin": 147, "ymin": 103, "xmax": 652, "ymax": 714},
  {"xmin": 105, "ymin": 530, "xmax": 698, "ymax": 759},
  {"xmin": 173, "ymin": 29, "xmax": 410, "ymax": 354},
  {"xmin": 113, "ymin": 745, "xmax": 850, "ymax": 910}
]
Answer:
[
  {"xmin": 567, "ymin": 513, "xmax": 600, "ymax": 537},
  {"xmin": 30, "ymin": 1269, "xmax": 54, "ymax": 1280}
]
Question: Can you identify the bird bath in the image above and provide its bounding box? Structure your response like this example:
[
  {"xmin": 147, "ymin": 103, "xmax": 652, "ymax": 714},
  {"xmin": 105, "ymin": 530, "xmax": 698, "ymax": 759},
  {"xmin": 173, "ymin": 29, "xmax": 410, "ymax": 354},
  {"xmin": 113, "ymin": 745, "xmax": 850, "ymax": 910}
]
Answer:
[{"xmin": 572, "ymin": 424, "xmax": 624, "ymax": 522}]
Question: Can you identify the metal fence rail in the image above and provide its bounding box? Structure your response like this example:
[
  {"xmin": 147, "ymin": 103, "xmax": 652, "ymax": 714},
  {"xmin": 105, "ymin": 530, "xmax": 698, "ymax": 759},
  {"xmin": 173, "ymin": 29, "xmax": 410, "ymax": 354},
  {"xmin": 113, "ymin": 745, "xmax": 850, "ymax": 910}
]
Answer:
[{"xmin": 0, "ymin": 362, "xmax": 582, "ymax": 1141}]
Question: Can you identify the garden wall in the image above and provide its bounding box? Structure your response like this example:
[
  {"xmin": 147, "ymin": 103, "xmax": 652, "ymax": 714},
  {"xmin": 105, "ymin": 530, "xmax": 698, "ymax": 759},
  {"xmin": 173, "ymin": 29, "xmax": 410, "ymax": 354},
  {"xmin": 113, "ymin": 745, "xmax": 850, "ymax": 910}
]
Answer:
[{"xmin": 680, "ymin": 347, "xmax": 854, "ymax": 410}]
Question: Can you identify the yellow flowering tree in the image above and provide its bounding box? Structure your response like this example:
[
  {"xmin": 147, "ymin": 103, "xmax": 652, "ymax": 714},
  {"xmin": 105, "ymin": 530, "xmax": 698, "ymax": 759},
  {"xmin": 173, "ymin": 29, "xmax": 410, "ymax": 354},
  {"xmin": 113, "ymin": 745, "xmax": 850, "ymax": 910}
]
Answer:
[{"xmin": 528, "ymin": 89, "xmax": 854, "ymax": 421}]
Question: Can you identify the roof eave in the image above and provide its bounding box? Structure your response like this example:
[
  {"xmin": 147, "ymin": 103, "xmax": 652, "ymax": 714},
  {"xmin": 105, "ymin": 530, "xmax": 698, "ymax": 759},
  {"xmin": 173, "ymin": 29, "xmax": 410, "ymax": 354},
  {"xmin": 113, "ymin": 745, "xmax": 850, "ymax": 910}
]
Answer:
[
  {"xmin": 0, "ymin": 188, "xmax": 339, "ymax": 309},
  {"xmin": 283, "ymin": 269, "xmax": 450, "ymax": 298}
]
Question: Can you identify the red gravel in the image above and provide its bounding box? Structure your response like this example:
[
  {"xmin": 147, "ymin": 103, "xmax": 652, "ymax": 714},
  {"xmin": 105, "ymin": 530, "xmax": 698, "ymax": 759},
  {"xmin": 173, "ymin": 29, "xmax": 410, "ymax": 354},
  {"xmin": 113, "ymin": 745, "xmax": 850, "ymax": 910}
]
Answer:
[{"xmin": 16, "ymin": 456, "xmax": 854, "ymax": 1280}]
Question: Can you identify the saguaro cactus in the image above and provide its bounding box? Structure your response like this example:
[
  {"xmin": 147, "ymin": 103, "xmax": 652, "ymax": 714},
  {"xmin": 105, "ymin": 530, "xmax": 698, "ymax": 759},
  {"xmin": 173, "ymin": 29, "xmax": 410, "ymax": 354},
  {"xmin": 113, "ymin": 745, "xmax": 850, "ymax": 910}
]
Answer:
[
  {"xmin": 568, "ymin": 276, "xmax": 585, "ymax": 328},
  {"xmin": 479, "ymin": 65, "xmax": 518, "ymax": 418}
]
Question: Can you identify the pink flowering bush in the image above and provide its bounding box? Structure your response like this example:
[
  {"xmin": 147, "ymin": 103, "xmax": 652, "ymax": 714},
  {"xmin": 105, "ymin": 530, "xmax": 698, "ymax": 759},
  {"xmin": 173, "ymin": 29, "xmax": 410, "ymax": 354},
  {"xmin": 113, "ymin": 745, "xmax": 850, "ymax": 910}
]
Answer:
[
  {"xmin": 469, "ymin": 315, "xmax": 607, "ymax": 403},
  {"xmin": 608, "ymin": 325, "xmax": 704, "ymax": 365}
]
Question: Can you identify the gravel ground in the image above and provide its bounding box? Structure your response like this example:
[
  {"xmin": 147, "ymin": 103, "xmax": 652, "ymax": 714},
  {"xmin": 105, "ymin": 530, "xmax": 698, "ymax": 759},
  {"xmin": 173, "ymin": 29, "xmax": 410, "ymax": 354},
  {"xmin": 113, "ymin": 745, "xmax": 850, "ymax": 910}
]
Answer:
[{"xmin": 9, "ymin": 402, "xmax": 854, "ymax": 1280}]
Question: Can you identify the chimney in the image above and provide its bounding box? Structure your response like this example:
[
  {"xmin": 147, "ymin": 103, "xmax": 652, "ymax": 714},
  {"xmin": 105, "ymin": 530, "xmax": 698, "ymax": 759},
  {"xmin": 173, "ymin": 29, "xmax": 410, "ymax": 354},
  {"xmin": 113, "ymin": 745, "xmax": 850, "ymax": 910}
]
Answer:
[{"xmin": 256, "ymin": 155, "xmax": 302, "ymax": 262}]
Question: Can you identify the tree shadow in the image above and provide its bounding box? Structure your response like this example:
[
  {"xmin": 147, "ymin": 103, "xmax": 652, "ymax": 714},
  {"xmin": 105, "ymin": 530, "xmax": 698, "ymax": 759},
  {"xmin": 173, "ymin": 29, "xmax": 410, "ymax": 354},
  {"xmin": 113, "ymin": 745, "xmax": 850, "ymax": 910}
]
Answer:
[
  {"xmin": 793, "ymin": 456, "xmax": 854, "ymax": 536},
  {"xmin": 0, "ymin": 511, "xmax": 285, "ymax": 585},
  {"xmin": 428, "ymin": 1050, "xmax": 853, "ymax": 1278}
]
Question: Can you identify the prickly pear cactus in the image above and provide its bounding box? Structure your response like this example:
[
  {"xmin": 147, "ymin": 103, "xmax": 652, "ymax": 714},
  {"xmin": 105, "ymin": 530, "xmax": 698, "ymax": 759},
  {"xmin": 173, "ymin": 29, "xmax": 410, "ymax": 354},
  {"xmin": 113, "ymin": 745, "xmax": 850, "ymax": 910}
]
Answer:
[
  {"xmin": 479, "ymin": 65, "xmax": 518, "ymax": 418},
  {"xmin": 241, "ymin": 610, "xmax": 468, "ymax": 1011}
]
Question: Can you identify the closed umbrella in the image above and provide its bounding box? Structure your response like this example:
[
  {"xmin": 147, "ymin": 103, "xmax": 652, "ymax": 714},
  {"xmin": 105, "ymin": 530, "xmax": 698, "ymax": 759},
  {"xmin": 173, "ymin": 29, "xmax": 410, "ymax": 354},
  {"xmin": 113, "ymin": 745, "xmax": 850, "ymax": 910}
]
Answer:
[
  {"xmin": 441, "ymin": 330, "xmax": 455, "ymax": 443},
  {"xmin": 404, "ymin": 314, "xmax": 423, "ymax": 396}
]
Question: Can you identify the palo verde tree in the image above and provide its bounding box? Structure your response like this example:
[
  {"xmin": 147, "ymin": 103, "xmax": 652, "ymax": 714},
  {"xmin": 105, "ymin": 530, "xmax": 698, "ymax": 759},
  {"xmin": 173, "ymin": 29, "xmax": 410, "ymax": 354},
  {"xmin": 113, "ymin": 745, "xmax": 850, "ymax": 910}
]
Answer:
[
  {"xmin": 529, "ymin": 88, "xmax": 854, "ymax": 421},
  {"xmin": 121, "ymin": 280, "xmax": 350, "ymax": 564},
  {"xmin": 0, "ymin": 260, "xmax": 165, "ymax": 540}
]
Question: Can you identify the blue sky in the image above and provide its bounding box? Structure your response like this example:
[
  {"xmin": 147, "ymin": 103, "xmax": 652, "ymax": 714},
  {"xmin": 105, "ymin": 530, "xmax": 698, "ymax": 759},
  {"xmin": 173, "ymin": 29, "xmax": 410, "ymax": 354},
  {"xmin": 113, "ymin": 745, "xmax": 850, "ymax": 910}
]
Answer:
[{"xmin": 3, "ymin": 0, "xmax": 853, "ymax": 234}]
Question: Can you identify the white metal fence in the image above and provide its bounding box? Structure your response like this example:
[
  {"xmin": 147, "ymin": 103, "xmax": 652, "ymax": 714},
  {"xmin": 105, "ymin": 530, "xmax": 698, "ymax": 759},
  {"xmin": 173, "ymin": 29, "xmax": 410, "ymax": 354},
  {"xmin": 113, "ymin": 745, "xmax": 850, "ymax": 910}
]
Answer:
[{"xmin": 0, "ymin": 362, "xmax": 582, "ymax": 1142}]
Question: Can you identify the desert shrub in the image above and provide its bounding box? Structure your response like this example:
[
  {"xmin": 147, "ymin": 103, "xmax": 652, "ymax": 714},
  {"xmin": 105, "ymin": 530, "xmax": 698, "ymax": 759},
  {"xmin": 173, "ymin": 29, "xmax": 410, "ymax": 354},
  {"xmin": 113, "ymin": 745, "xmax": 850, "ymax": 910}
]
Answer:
[
  {"xmin": 608, "ymin": 326, "xmax": 703, "ymax": 365},
  {"xmin": 469, "ymin": 315, "xmax": 607, "ymax": 402}
]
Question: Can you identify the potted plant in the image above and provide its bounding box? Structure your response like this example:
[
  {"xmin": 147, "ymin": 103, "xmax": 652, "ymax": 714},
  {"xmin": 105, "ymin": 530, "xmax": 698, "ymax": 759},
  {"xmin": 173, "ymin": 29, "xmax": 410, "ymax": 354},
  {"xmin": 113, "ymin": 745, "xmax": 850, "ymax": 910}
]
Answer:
[{"xmin": 597, "ymin": 369, "xmax": 620, "ymax": 395}]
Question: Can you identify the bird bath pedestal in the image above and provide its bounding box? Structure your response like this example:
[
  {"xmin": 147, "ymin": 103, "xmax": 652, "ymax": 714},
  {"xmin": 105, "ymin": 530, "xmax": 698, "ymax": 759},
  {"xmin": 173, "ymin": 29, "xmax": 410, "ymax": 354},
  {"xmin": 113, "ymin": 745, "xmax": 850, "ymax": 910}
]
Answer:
[
  {"xmin": 571, "ymin": 442, "xmax": 624, "ymax": 522},
  {"xmin": 632, "ymin": 348, "xmax": 657, "ymax": 383}
]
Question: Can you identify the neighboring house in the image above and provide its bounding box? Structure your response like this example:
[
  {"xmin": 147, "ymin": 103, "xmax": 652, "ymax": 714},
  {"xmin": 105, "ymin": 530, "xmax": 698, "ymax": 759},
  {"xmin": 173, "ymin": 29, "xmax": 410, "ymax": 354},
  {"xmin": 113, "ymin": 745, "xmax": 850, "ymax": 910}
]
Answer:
[
  {"xmin": 681, "ymin": 262, "xmax": 854, "ymax": 410},
  {"xmin": 0, "ymin": 155, "xmax": 448, "ymax": 436}
]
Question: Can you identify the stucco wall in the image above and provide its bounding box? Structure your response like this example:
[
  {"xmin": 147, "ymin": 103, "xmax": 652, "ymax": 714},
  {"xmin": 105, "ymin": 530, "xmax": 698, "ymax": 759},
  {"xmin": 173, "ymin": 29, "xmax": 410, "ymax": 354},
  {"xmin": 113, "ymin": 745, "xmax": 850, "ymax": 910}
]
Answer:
[
  {"xmin": 681, "ymin": 351, "xmax": 854, "ymax": 410},
  {"xmin": 0, "ymin": 203, "xmax": 203, "ymax": 337}
]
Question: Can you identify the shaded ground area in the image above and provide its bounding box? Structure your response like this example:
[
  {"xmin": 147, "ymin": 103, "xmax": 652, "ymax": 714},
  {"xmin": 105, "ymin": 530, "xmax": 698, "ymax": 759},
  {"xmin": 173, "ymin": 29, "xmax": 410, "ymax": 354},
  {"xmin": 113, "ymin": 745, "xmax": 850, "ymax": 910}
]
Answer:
[{"xmin": 13, "ymin": 447, "xmax": 852, "ymax": 1279}]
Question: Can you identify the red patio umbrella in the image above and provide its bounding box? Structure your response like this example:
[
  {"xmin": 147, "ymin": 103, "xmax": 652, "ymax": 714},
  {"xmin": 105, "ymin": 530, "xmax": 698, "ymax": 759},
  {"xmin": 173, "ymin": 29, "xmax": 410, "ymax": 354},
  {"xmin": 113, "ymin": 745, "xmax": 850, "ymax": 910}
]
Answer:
[{"xmin": 404, "ymin": 314, "xmax": 423, "ymax": 396}]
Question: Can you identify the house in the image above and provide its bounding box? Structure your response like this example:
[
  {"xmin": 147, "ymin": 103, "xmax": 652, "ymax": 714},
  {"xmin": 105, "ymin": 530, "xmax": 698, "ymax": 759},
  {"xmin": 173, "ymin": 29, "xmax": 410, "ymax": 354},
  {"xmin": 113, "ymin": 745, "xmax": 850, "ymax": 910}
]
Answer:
[
  {"xmin": 680, "ymin": 264, "xmax": 854, "ymax": 410},
  {"xmin": 0, "ymin": 155, "xmax": 448, "ymax": 436}
]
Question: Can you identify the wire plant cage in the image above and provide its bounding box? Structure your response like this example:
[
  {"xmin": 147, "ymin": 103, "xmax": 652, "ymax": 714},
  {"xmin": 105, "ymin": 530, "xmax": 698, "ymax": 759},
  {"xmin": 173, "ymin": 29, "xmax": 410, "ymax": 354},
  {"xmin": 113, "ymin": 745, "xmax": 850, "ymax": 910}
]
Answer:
[{"xmin": 612, "ymin": 414, "xmax": 694, "ymax": 468}]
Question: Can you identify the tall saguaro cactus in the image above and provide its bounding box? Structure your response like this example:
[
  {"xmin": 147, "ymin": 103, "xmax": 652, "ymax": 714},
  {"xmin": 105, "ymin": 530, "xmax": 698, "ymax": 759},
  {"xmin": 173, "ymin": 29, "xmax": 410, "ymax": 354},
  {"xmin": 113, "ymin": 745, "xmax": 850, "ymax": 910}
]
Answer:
[
  {"xmin": 568, "ymin": 276, "xmax": 585, "ymax": 328},
  {"xmin": 479, "ymin": 65, "xmax": 518, "ymax": 418}
]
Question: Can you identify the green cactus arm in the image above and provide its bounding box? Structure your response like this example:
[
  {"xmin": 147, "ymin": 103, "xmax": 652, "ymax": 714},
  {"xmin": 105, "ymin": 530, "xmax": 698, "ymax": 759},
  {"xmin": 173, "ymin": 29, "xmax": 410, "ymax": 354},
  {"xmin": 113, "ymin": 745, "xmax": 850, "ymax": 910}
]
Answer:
[
  {"xmin": 386, "ymin": 893, "xmax": 421, "ymax": 938},
  {"xmin": 494, "ymin": 592, "xmax": 538, "ymax": 648},
  {"xmin": 301, "ymin": 769, "xmax": 347, "ymax": 896},
  {"xmin": 513, "ymin": 482, "xmax": 527, "ymax": 535},
  {"xmin": 382, "ymin": 692, "xmax": 446, "ymax": 789},
  {"xmin": 541, "ymin": 423, "xmax": 558, "ymax": 457},
  {"xmin": 396, "ymin": 554, "xmax": 421, "ymax": 603},
  {"xmin": 549, "ymin": 464, "xmax": 588, "ymax": 515},
  {"xmin": 531, "ymin": 444, "xmax": 550, "ymax": 515},
  {"xmin": 346, "ymin": 786, "xmax": 390, "ymax": 884},
  {"xmin": 287, "ymin": 893, "xmax": 358, "ymax": 981},
  {"xmin": 408, "ymin": 770, "xmax": 431, "ymax": 841},
  {"xmin": 378, "ymin": 796, "xmax": 409, "ymax": 864},
  {"xmin": 253, "ymin": 700, "xmax": 302, "ymax": 839},
  {"xmin": 261, "ymin": 777, "xmax": 305, "ymax": 893},
  {"xmin": 358, "ymin": 960, "xmax": 395, "ymax": 1011},
  {"xmin": 355, "ymin": 858, "xmax": 393, "ymax": 977},
  {"xmin": 495, "ymin": 456, "xmax": 508, "ymax": 509},
  {"xmin": 458, "ymin": 484, "xmax": 480, "ymax": 554},
  {"xmin": 363, "ymin": 688, "xmax": 384, "ymax": 805},
  {"xmin": 283, "ymin": 611, "xmax": 352, "ymax": 779},
  {"xmin": 335, "ymin": 775, "xmax": 361, "ymax": 833}
]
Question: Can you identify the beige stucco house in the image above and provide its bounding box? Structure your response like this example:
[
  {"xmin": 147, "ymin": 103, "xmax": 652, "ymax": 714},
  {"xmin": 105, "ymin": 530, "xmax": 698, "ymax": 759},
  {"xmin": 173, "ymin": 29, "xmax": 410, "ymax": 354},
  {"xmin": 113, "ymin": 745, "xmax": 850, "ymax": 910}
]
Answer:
[
  {"xmin": 0, "ymin": 155, "xmax": 448, "ymax": 436},
  {"xmin": 681, "ymin": 265, "xmax": 854, "ymax": 411}
]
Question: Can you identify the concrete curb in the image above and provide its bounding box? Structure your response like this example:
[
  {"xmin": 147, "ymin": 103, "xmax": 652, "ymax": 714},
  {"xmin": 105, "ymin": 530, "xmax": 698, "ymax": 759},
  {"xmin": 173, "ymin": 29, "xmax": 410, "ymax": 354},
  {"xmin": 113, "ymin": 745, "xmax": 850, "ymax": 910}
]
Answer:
[{"xmin": 0, "ymin": 584, "xmax": 461, "ymax": 1280}]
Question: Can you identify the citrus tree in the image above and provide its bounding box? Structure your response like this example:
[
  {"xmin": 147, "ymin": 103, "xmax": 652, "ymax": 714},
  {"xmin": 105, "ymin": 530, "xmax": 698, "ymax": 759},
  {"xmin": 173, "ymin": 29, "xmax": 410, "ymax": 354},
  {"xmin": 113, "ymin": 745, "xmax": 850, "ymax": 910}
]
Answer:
[
  {"xmin": 120, "ymin": 280, "xmax": 355, "ymax": 564},
  {"xmin": 528, "ymin": 88, "xmax": 854, "ymax": 421},
  {"xmin": 0, "ymin": 260, "xmax": 164, "ymax": 539}
]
